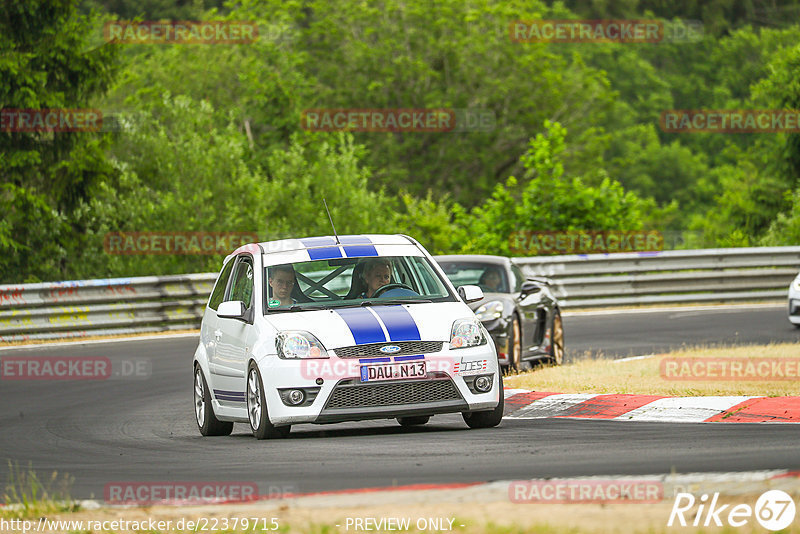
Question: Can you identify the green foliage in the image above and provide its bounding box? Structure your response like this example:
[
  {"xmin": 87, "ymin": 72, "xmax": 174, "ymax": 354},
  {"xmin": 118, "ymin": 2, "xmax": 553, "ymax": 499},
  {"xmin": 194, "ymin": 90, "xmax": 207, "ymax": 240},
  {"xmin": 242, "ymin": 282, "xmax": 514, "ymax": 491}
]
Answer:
[
  {"xmin": 0, "ymin": 0, "xmax": 119, "ymax": 282},
  {"xmin": 4, "ymin": 0, "xmax": 800, "ymax": 282},
  {"xmin": 454, "ymin": 121, "xmax": 656, "ymax": 255},
  {"xmin": 86, "ymin": 95, "xmax": 395, "ymax": 277},
  {"xmin": 2, "ymin": 461, "xmax": 78, "ymax": 519}
]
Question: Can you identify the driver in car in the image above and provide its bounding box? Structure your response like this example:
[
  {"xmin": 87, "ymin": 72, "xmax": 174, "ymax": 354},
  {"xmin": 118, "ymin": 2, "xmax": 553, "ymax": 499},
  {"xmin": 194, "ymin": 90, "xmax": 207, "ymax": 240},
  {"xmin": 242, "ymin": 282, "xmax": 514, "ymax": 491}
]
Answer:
[
  {"xmin": 479, "ymin": 267, "xmax": 503, "ymax": 292},
  {"xmin": 361, "ymin": 258, "xmax": 393, "ymax": 298},
  {"xmin": 268, "ymin": 264, "xmax": 297, "ymax": 307}
]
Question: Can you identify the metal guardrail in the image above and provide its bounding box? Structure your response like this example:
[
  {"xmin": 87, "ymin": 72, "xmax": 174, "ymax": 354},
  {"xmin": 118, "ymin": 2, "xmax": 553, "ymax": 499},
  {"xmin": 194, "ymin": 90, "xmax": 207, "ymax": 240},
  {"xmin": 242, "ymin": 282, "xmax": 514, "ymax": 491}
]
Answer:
[
  {"xmin": 1, "ymin": 247, "xmax": 797, "ymax": 342},
  {"xmin": 514, "ymin": 246, "xmax": 800, "ymax": 308},
  {"xmin": 0, "ymin": 274, "xmax": 215, "ymax": 342}
]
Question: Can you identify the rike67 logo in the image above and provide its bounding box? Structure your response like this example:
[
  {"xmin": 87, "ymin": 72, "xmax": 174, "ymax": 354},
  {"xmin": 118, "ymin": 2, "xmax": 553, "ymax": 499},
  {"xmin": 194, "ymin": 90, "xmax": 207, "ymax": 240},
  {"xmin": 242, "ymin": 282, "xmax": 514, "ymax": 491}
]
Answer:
[{"xmin": 668, "ymin": 490, "xmax": 796, "ymax": 531}]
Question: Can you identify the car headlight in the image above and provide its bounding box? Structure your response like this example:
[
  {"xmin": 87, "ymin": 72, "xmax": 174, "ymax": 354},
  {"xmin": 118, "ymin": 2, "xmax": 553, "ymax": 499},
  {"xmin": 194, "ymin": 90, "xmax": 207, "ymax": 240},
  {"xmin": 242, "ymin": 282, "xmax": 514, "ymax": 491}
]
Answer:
[
  {"xmin": 793, "ymin": 277, "xmax": 800, "ymax": 291},
  {"xmin": 474, "ymin": 300, "xmax": 504, "ymax": 322},
  {"xmin": 449, "ymin": 318, "xmax": 487, "ymax": 349},
  {"xmin": 276, "ymin": 331, "xmax": 329, "ymax": 359}
]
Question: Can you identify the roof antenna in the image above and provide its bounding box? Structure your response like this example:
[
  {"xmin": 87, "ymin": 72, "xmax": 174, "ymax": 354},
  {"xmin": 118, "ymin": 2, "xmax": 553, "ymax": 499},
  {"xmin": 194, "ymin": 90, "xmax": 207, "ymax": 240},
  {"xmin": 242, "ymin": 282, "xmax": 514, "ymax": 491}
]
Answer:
[{"xmin": 323, "ymin": 198, "xmax": 340, "ymax": 245}]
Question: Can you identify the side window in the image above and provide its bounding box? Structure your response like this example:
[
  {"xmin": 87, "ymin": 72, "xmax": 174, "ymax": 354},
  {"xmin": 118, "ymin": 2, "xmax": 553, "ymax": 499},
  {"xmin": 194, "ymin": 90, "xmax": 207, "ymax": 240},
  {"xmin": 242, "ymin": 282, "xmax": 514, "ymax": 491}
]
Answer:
[
  {"xmin": 228, "ymin": 256, "xmax": 254, "ymax": 309},
  {"xmin": 208, "ymin": 258, "xmax": 235, "ymax": 311},
  {"xmin": 511, "ymin": 264, "xmax": 524, "ymax": 293}
]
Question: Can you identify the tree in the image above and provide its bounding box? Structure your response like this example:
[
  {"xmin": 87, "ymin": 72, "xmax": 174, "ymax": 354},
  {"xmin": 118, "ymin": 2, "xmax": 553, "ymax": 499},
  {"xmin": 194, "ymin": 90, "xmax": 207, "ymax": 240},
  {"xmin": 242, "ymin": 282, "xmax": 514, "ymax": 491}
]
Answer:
[
  {"xmin": 454, "ymin": 121, "xmax": 659, "ymax": 255},
  {"xmin": 0, "ymin": 0, "xmax": 118, "ymax": 282}
]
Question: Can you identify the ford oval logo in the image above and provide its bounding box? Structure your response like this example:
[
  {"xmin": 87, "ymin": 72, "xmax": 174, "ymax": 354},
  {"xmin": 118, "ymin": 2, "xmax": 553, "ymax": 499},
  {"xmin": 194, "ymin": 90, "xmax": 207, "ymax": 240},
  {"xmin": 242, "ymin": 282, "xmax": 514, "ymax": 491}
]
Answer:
[{"xmin": 379, "ymin": 345, "xmax": 401, "ymax": 354}]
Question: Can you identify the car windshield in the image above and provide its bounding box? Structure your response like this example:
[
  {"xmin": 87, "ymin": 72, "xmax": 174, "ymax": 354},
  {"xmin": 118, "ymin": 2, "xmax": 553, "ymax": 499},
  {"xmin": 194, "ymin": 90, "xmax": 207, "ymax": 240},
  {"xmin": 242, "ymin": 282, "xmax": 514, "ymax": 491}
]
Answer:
[
  {"xmin": 438, "ymin": 262, "xmax": 509, "ymax": 294},
  {"xmin": 264, "ymin": 255, "xmax": 454, "ymax": 312}
]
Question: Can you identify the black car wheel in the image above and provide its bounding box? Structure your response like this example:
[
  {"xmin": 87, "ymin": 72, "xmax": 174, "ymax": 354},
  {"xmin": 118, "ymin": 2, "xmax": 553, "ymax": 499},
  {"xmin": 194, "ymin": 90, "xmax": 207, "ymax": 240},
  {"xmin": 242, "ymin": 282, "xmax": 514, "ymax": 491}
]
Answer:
[
  {"xmin": 247, "ymin": 362, "xmax": 291, "ymax": 440},
  {"xmin": 549, "ymin": 309, "xmax": 565, "ymax": 365},
  {"xmin": 194, "ymin": 365, "xmax": 233, "ymax": 437},
  {"xmin": 462, "ymin": 377, "xmax": 504, "ymax": 429}
]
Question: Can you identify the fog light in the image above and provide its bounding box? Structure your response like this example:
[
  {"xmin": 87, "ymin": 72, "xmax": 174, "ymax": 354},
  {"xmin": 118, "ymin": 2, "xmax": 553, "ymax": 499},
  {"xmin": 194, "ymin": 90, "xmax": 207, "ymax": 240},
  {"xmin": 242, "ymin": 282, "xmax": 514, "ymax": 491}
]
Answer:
[
  {"xmin": 287, "ymin": 389, "xmax": 305, "ymax": 405},
  {"xmin": 474, "ymin": 375, "xmax": 492, "ymax": 392}
]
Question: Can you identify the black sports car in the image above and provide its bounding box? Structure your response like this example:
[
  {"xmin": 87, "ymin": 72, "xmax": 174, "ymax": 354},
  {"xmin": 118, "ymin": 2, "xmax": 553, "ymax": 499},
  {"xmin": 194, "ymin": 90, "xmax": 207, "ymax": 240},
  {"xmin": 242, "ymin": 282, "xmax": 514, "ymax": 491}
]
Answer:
[{"xmin": 435, "ymin": 254, "xmax": 564, "ymax": 372}]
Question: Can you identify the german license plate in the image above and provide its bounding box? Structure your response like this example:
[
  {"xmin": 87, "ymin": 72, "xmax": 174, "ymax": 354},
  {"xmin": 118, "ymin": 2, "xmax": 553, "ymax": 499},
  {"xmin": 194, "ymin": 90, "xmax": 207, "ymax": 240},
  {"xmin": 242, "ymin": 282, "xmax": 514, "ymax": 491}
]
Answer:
[{"xmin": 360, "ymin": 361, "xmax": 426, "ymax": 382}]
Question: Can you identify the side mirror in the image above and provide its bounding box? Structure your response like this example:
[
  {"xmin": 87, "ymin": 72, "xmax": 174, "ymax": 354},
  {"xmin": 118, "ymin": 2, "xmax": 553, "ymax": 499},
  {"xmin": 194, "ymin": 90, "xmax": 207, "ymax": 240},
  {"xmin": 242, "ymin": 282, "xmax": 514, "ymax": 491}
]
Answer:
[
  {"xmin": 520, "ymin": 281, "xmax": 542, "ymax": 297},
  {"xmin": 217, "ymin": 300, "xmax": 247, "ymax": 319},
  {"xmin": 457, "ymin": 285, "xmax": 484, "ymax": 304}
]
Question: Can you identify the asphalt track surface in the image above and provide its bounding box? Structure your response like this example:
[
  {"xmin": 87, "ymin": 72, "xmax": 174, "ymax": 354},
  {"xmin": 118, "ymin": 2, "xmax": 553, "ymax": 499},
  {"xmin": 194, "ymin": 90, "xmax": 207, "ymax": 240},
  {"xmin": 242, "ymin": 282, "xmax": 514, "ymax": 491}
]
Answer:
[{"xmin": 1, "ymin": 305, "xmax": 798, "ymax": 500}]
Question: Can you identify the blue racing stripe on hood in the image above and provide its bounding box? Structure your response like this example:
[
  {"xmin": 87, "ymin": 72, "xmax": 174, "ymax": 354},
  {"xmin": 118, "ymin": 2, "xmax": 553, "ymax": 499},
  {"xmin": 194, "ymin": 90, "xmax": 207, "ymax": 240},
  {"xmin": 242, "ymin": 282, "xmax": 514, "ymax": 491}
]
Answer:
[
  {"xmin": 334, "ymin": 308, "xmax": 388, "ymax": 345},
  {"xmin": 371, "ymin": 306, "xmax": 421, "ymax": 341}
]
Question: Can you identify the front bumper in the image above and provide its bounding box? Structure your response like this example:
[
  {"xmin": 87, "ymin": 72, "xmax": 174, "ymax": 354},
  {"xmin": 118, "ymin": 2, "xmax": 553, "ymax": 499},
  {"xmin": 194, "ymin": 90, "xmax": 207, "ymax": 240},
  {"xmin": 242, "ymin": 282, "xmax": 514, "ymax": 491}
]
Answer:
[
  {"xmin": 789, "ymin": 295, "xmax": 800, "ymax": 325},
  {"xmin": 259, "ymin": 343, "xmax": 500, "ymax": 425}
]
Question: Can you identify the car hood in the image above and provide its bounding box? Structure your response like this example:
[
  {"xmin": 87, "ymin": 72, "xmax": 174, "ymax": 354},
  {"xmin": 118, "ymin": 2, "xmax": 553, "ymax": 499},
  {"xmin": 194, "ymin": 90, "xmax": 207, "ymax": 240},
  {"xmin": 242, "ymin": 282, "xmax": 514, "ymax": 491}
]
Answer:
[{"xmin": 265, "ymin": 301, "xmax": 472, "ymax": 348}]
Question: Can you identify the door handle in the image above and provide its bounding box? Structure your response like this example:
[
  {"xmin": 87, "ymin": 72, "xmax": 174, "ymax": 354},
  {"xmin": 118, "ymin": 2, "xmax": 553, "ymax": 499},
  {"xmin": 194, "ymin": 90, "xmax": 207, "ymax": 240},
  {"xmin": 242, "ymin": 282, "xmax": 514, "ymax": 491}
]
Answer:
[{"xmin": 214, "ymin": 329, "xmax": 222, "ymax": 341}]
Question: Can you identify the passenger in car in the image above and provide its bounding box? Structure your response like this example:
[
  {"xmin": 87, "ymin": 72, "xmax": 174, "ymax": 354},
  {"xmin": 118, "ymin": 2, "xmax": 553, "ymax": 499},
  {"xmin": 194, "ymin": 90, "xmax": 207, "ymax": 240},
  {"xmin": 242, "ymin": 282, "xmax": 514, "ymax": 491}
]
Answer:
[{"xmin": 268, "ymin": 264, "xmax": 297, "ymax": 307}]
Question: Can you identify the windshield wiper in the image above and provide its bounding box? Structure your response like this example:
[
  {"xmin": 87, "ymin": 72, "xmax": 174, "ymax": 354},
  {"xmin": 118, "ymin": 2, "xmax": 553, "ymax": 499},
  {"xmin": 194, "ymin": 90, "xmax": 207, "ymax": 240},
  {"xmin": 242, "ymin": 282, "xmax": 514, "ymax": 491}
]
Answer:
[
  {"xmin": 275, "ymin": 304, "xmax": 329, "ymax": 312},
  {"xmin": 359, "ymin": 299, "xmax": 432, "ymax": 306}
]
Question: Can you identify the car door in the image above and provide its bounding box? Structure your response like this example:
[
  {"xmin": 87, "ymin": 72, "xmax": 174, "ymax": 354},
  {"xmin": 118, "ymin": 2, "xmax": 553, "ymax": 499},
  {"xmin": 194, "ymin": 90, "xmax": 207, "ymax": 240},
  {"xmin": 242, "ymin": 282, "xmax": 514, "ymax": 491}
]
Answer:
[
  {"xmin": 213, "ymin": 254, "xmax": 256, "ymax": 397},
  {"xmin": 203, "ymin": 256, "xmax": 236, "ymax": 379}
]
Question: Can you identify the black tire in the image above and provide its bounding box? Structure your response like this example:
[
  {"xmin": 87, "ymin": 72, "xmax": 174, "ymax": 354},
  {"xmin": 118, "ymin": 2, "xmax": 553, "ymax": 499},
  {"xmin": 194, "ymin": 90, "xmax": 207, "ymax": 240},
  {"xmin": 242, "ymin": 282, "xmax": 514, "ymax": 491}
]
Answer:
[
  {"xmin": 397, "ymin": 416, "xmax": 430, "ymax": 427},
  {"xmin": 194, "ymin": 365, "xmax": 233, "ymax": 437},
  {"xmin": 246, "ymin": 362, "xmax": 290, "ymax": 440},
  {"xmin": 462, "ymin": 376, "xmax": 504, "ymax": 429},
  {"xmin": 549, "ymin": 309, "xmax": 565, "ymax": 365}
]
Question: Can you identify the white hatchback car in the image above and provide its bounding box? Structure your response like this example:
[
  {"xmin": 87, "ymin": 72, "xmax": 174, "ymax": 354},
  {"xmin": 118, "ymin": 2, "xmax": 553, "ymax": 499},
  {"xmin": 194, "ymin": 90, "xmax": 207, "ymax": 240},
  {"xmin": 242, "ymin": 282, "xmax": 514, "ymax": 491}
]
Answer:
[
  {"xmin": 789, "ymin": 271, "xmax": 800, "ymax": 327},
  {"xmin": 193, "ymin": 234, "xmax": 503, "ymax": 439}
]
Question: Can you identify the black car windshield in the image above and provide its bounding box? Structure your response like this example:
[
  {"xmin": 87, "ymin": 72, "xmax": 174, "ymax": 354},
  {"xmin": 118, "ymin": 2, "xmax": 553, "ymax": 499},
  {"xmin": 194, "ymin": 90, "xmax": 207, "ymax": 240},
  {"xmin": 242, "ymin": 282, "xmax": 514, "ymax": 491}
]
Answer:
[
  {"xmin": 438, "ymin": 262, "xmax": 509, "ymax": 294},
  {"xmin": 264, "ymin": 255, "xmax": 454, "ymax": 312}
]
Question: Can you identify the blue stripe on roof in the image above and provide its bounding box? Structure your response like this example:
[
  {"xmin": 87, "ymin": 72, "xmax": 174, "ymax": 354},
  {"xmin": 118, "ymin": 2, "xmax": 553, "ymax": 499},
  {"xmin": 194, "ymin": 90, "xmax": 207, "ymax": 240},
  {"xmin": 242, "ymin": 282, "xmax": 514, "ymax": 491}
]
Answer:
[
  {"xmin": 301, "ymin": 237, "xmax": 337, "ymax": 247},
  {"xmin": 339, "ymin": 236, "xmax": 373, "ymax": 244},
  {"xmin": 335, "ymin": 308, "xmax": 388, "ymax": 345},
  {"xmin": 371, "ymin": 306, "xmax": 421, "ymax": 342},
  {"xmin": 343, "ymin": 244, "xmax": 378, "ymax": 257},
  {"xmin": 308, "ymin": 246, "xmax": 343, "ymax": 260}
]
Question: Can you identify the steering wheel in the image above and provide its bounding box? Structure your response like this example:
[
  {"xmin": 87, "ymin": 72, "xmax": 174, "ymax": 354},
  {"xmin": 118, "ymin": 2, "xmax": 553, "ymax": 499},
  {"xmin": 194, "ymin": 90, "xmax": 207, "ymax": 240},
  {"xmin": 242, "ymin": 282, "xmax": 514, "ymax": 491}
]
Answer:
[{"xmin": 372, "ymin": 283, "xmax": 415, "ymax": 298}]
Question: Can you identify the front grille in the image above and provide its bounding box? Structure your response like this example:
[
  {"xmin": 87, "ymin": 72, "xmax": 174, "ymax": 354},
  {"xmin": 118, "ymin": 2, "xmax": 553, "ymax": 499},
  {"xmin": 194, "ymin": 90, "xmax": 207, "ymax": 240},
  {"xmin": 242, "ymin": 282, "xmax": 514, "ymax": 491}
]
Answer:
[
  {"xmin": 333, "ymin": 341, "xmax": 443, "ymax": 358},
  {"xmin": 325, "ymin": 379, "xmax": 462, "ymax": 409}
]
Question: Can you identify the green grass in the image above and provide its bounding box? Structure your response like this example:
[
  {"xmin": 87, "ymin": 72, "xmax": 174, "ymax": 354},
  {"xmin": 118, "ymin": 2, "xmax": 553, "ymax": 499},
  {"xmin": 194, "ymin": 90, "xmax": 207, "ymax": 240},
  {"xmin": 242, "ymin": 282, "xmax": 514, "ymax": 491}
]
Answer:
[{"xmin": 1, "ymin": 461, "xmax": 79, "ymax": 519}]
